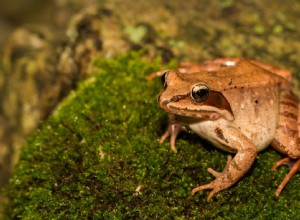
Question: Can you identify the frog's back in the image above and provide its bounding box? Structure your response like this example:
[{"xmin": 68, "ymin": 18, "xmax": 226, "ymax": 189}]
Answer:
[{"xmin": 183, "ymin": 60, "xmax": 287, "ymax": 92}]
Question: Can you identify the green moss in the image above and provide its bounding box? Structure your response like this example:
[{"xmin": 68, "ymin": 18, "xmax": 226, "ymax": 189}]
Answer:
[{"xmin": 4, "ymin": 52, "xmax": 300, "ymax": 219}]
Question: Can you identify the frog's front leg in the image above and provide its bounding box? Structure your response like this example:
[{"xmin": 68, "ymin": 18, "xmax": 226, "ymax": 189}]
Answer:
[
  {"xmin": 191, "ymin": 126, "xmax": 258, "ymax": 200},
  {"xmin": 160, "ymin": 114, "xmax": 188, "ymax": 153}
]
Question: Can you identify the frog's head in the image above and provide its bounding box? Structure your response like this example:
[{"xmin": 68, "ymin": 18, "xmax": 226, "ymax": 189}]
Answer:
[{"xmin": 158, "ymin": 70, "xmax": 234, "ymax": 121}]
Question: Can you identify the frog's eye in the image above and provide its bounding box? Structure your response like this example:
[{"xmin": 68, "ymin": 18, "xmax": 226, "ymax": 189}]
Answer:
[
  {"xmin": 190, "ymin": 84, "xmax": 210, "ymax": 103},
  {"xmin": 161, "ymin": 71, "xmax": 169, "ymax": 88}
]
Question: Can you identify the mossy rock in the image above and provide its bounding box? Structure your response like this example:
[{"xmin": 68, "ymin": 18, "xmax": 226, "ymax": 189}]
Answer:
[{"xmin": 4, "ymin": 53, "xmax": 300, "ymax": 219}]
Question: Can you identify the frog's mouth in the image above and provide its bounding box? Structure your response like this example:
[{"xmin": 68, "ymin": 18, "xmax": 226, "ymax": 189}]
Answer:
[{"xmin": 159, "ymin": 94, "xmax": 234, "ymax": 121}]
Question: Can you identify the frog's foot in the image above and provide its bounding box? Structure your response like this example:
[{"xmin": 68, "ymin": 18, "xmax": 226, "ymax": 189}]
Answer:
[
  {"xmin": 191, "ymin": 176, "xmax": 230, "ymax": 200},
  {"xmin": 159, "ymin": 120, "xmax": 188, "ymax": 154},
  {"xmin": 191, "ymin": 182, "xmax": 219, "ymax": 200},
  {"xmin": 191, "ymin": 155, "xmax": 233, "ymax": 200},
  {"xmin": 272, "ymin": 157, "xmax": 300, "ymax": 196}
]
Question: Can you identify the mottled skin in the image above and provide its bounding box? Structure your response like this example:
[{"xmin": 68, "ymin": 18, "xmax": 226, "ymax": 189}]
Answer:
[{"xmin": 157, "ymin": 58, "xmax": 300, "ymax": 199}]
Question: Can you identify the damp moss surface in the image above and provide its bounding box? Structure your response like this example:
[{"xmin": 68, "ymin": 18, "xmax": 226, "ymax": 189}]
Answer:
[{"xmin": 4, "ymin": 53, "xmax": 300, "ymax": 219}]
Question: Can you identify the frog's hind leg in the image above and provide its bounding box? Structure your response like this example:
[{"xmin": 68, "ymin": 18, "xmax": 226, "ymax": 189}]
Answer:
[{"xmin": 271, "ymin": 92, "xmax": 300, "ymax": 196}]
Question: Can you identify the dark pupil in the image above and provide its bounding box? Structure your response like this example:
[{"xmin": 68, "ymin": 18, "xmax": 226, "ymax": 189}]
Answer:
[
  {"xmin": 196, "ymin": 89, "xmax": 208, "ymax": 98},
  {"xmin": 192, "ymin": 86, "xmax": 209, "ymax": 102}
]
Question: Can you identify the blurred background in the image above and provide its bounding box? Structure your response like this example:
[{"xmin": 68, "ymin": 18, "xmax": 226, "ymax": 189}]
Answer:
[{"xmin": 0, "ymin": 0, "xmax": 100, "ymax": 49}]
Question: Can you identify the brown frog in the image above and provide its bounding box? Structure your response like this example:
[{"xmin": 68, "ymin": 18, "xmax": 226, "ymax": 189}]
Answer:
[{"xmin": 156, "ymin": 58, "xmax": 300, "ymax": 199}]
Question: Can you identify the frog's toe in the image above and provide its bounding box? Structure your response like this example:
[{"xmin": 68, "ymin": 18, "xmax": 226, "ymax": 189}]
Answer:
[
  {"xmin": 159, "ymin": 120, "xmax": 188, "ymax": 153},
  {"xmin": 207, "ymin": 168, "xmax": 222, "ymax": 177},
  {"xmin": 191, "ymin": 183, "xmax": 222, "ymax": 200},
  {"xmin": 170, "ymin": 143, "xmax": 177, "ymax": 153},
  {"xmin": 191, "ymin": 183, "xmax": 213, "ymax": 196},
  {"xmin": 272, "ymin": 157, "xmax": 293, "ymax": 170},
  {"xmin": 207, "ymin": 155, "xmax": 233, "ymax": 178},
  {"xmin": 272, "ymin": 157, "xmax": 300, "ymax": 196},
  {"xmin": 159, "ymin": 129, "xmax": 178, "ymax": 153},
  {"xmin": 159, "ymin": 129, "xmax": 170, "ymax": 144}
]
